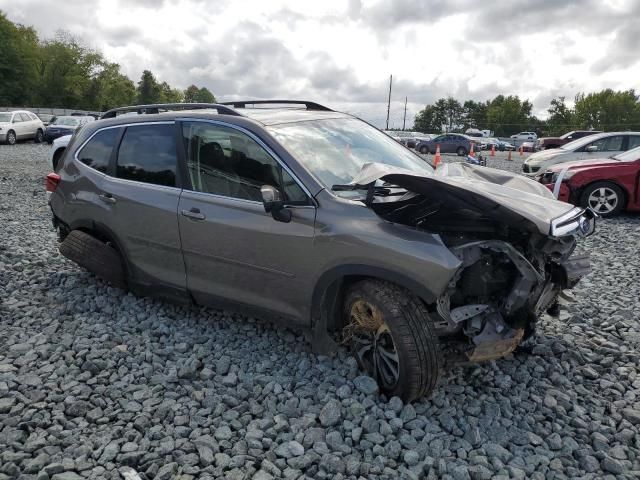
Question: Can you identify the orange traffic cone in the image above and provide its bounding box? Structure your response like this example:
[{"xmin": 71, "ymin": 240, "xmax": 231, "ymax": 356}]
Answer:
[
  {"xmin": 434, "ymin": 145, "xmax": 441, "ymax": 167},
  {"xmin": 519, "ymin": 145, "xmax": 524, "ymax": 156},
  {"xmin": 507, "ymin": 149, "xmax": 513, "ymax": 161},
  {"xmin": 469, "ymin": 143, "xmax": 475, "ymax": 157},
  {"xmin": 490, "ymin": 144, "xmax": 495, "ymax": 157}
]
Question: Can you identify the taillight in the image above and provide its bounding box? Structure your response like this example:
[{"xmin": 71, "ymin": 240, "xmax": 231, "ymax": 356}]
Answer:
[{"xmin": 46, "ymin": 172, "xmax": 61, "ymax": 193}]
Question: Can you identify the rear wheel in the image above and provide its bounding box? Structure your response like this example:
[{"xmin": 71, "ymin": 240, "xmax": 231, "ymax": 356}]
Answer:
[
  {"xmin": 34, "ymin": 129, "xmax": 44, "ymax": 143},
  {"xmin": 59, "ymin": 230, "xmax": 127, "ymax": 289},
  {"xmin": 580, "ymin": 181, "xmax": 625, "ymax": 217},
  {"xmin": 342, "ymin": 280, "xmax": 441, "ymax": 402},
  {"xmin": 457, "ymin": 146, "xmax": 467, "ymax": 156},
  {"xmin": 419, "ymin": 145, "xmax": 428, "ymax": 154},
  {"xmin": 6, "ymin": 130, "xmax": 16, "ymax": 145}
]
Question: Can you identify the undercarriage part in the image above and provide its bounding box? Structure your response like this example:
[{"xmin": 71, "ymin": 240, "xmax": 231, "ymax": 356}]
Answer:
[
  {"xmin": 451, "ymin": 240, "xmax": 543, "ymax": 316},
  {"xmin": 467, "ymin": 317, "xmax": 524, "ymax": 362},
  {"xmin": 557, "ymin": 253, "xmax": 591, "ymax": 289}
]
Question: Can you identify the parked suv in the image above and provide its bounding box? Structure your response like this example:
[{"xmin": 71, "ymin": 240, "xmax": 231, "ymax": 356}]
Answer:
[
  {"xmin": 47, "ymin": 101, "xmax": 594, "ymax": 401},
  {"xmin": 0, "ymin": 110, "xmax": 45, "ymax": 144}
]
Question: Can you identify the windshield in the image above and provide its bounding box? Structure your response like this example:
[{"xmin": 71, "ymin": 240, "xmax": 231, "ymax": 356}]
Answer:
[
  {"xmin": 0, "ymin": 113, "xmax": 11, "ymax": 123},
  {"xmin": 52, "ymin": 117, "xmax": 80, "ymax": 126},
  {"xmin": 268, "ymin": 118, "xmax": 434, "ymax": 194},
  {"xmin": 612, "ymin": 145, "xmax": 640, "ymax": 162}
]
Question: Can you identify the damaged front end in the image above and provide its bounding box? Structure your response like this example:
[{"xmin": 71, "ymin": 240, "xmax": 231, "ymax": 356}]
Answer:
[{"xmin": 340, "ymin": 162, "xmax": 595, "ymax": 364}]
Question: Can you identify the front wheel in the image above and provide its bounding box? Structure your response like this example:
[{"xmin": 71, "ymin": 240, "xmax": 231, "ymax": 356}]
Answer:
[
  {"xmin": 342, "ymin": 280, "xmax": 441, "ymax": 402},
  {"xmin": 457, "ymin": 146, "xmax": 467, "ymax": 156},
  {"xmin": 34, "ymin": 129, "xmax": 44, "ymax": 143},
  {"xmin": 419, "ymin": 145, "xmax": 428, "ymax": 154},
  {"xmin": 6, "ymin": 130, "xmax": 16, "ymax": 145},
  {"xmin": 580, "ymin": 181, "xmax": 625, "ymax": 217}
]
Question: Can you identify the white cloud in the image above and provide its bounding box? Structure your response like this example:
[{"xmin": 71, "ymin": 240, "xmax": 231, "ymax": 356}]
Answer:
[{"xmin": 1, "ymin": 0, "xmax": 638, "ymax": 127}]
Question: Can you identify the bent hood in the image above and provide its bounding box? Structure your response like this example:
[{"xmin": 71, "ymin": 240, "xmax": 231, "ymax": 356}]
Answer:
[
  {"xmin": 546, "ymin": 157, "xmax": 622, "ymax": 172},
  {"xmin": 350, "ymin": 162, "xmax": 579, "ymax": 236}
]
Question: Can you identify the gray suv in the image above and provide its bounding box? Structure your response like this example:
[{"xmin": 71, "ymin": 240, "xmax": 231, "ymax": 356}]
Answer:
[{"xmin": 47, "ymin": 101, "xmax": 595, "ymax": 401}]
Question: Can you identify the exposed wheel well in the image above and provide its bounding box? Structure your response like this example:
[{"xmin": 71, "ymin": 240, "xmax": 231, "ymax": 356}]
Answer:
[{"xmin": 314, "ymin": 273, "xmax": 435, "ymax": 332}]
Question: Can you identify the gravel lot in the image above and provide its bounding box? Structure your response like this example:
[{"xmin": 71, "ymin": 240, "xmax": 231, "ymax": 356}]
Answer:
[{"xmin": 1, "ymin": 144, "xmax": 639, "ymax": 480}]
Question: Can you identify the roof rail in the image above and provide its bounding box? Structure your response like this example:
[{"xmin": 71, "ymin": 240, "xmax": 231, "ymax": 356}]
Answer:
[
  {"xmin": 220, "ymin": 100, "xmax": 333, "ymax": 112},
  {"xmin": 101, "ymin": 103, "xmax": 241, "ymax": 119}
]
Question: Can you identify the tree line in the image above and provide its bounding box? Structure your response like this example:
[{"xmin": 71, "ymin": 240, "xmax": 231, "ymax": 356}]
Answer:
[
  {"xmin": 0, "ymin": 11, "xmax": 215, "ymax": 111},
  {"xmin": 414, "ymin": 90, "xmax": 640, "ymax": 137}
]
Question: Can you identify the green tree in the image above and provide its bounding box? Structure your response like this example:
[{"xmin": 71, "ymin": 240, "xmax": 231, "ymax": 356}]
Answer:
[
  {"xmin": 573, "ymin": 89, "xmax": 640, "ymax": 131},
  {"xmin": 184, "ymin": 84, "xmax": 216, "ymax": 103},
  {"xmin": 0, "ymin": 12, "xmax": 39, "ymax": 105},
  {"xmin": 462, "ymin": 100, "xmax": 488, "ymax": 130},
  {"xmin": 32, "ymin": 31, "xmax": 104, "ymax": 109},
  {"xmin": 414, "ymin": 105, "xmax": 442, "ymax": 133},
  {"xmin": 546, "ymin": 96, "xmax": 575, "ymax": 135},
  {"xmin": 486, "ymin": 95, "xmax": 533, "ymax": 136},
  {"xmin": 136, "ymin": 70, "xmax": 162, "ymax": 104},
  {"xmin": 159, "ymin": 81, "xmax": 184, "ymax": 103},
  {"xmin": 434, "ymin": 97, "xmax": 463, "ymax": 132},
  {"xmin": 87, "ymin": 62, "xmax": 136, "ymax": 111}
]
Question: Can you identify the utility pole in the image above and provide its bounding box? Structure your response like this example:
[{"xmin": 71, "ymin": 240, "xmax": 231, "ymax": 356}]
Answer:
[
  {"xmin": 385, "ymin": 74, "xmax": 392, "ymax": 130},
  {"xmin": 402, "ymin": 96, "xmax": 407, "ymax": 131}
]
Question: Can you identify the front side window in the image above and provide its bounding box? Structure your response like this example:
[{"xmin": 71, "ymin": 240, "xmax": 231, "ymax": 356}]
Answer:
[
  {"xmin": 116, "ymin": 123, "xmax": 177, "ymax": 187},
  {"xmin": 181, "ymin": 121, "xmax": 308, "ymax": 204},
  {"xmin": 587, "ymin": 135, "xmax": 624, "ymax": 152},
  {"xmin": 77, "ymin": 128, "xmax": 119, "ymax": 173}
]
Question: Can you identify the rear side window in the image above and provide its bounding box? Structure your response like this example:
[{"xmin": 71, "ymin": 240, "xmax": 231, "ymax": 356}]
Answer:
[
  {"xmin": 628, "ymin": 136, "xmax": 640, "ymax": 150},
  {"xmin": 77, "ymin": 128, "xmax": 119, "ymax": 173},
  {"xmin": 116, "ymin": 124, "xmax": 177, "ymax": 187}
]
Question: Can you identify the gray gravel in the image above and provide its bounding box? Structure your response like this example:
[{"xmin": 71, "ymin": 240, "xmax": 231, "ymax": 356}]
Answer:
[{"xmin": 1, "ymin": 144, "xmax": 639, "ymax": 479}]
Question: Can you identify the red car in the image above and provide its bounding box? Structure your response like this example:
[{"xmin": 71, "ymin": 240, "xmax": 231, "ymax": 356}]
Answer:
[{"xmin": 537, "ymin": 146, "xmax": 640, "ymax": 217}]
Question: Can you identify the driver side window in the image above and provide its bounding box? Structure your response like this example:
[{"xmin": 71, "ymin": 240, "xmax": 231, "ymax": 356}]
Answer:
[{"xmin": 181, "ymin": 122, "xmax": 308, "ymax": 204}]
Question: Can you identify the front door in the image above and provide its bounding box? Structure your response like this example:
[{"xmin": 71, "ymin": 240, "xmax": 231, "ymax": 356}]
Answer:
[{"xmin": 177, "ymin": 120, "xmax": 316, "ymax": 323}]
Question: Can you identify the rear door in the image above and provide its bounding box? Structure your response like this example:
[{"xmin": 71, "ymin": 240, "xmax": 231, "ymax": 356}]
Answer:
[
  {"xmin": 176, "ymin": 120, "xmax": 316, "ymax": 323},
  {"xmin": 13, "ymin": 113, "xmax": 28, "ymax": 138},
  {"xmin": 100, "ymin": 122, "xmax": 186, "ymax": 292}
]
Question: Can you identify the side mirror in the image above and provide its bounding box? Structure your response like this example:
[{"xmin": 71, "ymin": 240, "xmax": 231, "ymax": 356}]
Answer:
[
  {"xmin": 585, "ymin": 145, "xmax": 598, "ymax": 152},
  {"xmin": 260, "ymin": 185, "xmax": 291, "ymax": 223}
]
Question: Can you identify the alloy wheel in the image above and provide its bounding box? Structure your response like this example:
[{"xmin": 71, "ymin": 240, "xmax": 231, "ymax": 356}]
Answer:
[
  {"xmin": 587, "ymin": 187, "xmax": 618, "ymax": 214},
  {"xmin": 346, "ymin": 300, "xmax": 400, "ymax": 390}
]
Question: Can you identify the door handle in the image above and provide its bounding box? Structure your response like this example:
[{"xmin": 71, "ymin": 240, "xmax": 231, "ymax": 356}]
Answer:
[
  {"xmin": 99, "ymin": 193, "xmax": 116, "ymax": 204},
  {"xmin": 181, "ymin": 207, "xmax": 206, "ymax": 220}
]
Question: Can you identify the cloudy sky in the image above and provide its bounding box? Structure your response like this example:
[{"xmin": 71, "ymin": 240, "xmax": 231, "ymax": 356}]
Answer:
[{"xmin": 2, "ymin": 0, "xmax": 639, "ymax": 127}]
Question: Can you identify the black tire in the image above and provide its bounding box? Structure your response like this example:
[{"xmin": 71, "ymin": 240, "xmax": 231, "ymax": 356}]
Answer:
[
  {"xmin": 59, "ymin": 230, "xmax": 127, "ymax": 289},
  {"xmin": 342, "ymin": 279, "xmax": 441, "ymax": 402},
  {"xmin": 456, "ymin": 146, "xmax": 467, "ymax": 156},
  {"xmin": 419, "ymin": 145, "xmax": 428, "ymax": 154},
  {"xmin": 34, "ymin": 129, "xmax": 44, "ymax": 143},
  {"xmin": 52, "ymin": 148, "xmax": 65, "ymax": 170},
  {"xmin": 579, "ymin": 181, "xmax": 625, "ymax": 217},
  {"xmin": 6, "ymin": 130, "xmax": 16, "ymax": 145}
]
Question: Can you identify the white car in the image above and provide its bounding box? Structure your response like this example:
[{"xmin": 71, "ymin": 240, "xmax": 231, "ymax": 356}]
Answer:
[
  {"xmin": 510, "ymin": 131, "xmax": 538, "ymax": 141},
  {"xmin": 49, "ymin": 134, "xmax": 73, "ymax": 170},
  {"xmin": 0, "ymin": 110, "xmax": 45, "ymax": 145},
  {"xmin": 522, "ymin": 131, "xmax": 640, "ymax": 174}
]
